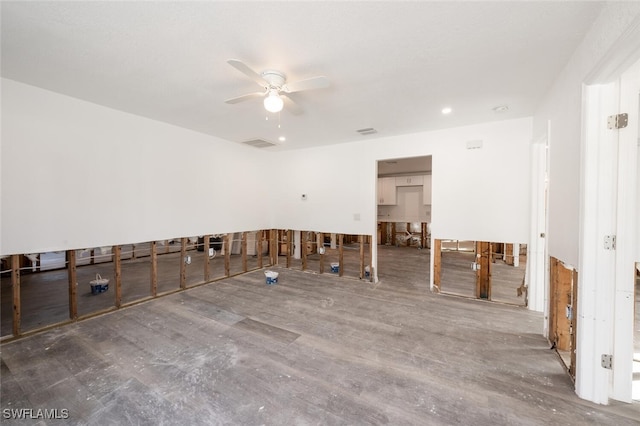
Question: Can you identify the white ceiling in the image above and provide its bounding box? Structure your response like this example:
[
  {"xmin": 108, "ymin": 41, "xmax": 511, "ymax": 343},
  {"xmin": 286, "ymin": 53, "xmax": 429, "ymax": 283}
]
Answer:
[{"xmin": 1, "ymin": 1, "xmax": 604, "ymax": 151}]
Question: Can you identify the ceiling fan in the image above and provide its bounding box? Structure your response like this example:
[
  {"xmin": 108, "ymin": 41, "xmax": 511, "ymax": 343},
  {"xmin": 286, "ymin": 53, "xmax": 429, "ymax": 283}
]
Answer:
[{"xmin": 224, "ymin": 59, "xmax": 330, "ymax": 115}]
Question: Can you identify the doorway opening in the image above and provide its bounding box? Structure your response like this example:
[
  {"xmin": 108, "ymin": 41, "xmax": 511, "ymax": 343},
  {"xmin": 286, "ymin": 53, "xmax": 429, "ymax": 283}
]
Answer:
[{"xmin": 376, "ymin": 155, "xmax": 431, "ymax": 284}]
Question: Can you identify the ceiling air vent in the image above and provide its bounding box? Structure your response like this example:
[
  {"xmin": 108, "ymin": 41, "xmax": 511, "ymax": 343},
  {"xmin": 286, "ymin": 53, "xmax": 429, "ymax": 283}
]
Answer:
[
  {"xmin": 356, "ymin": 127, "xmax": 377, "ymax": 136},
  {"xmin": 241, "ymin": 138, "xmax": 277, "ymax": 148}
]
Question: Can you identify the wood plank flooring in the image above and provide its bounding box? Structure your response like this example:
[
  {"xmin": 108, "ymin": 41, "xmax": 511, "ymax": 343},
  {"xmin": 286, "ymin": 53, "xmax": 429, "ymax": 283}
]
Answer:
[{"xmin": 1, "ymin": 246, "xmax": 639, "ymax": 424}]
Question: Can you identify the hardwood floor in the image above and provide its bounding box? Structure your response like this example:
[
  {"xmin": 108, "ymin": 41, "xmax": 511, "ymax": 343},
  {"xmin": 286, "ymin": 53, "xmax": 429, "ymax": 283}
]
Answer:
[{"xmin": 1, "ymin": 246, "xmax": 639, "ymax": 424}]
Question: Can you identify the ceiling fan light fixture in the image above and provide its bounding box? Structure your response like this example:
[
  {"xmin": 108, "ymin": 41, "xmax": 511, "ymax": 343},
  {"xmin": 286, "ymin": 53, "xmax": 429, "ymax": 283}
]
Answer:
[{"xmin": 264, "ymin": 90, "xmax": 283, "ymax": 113}]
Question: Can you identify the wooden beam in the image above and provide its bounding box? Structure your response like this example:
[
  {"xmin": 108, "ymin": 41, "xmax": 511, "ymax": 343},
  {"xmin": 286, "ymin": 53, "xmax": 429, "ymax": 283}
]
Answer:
[
  {"xmin": 318, "ymin": 232, "xmax": 325, "ymax": 274},
  {"xmin": 272, "ymin": 230, "xmax": 278, "ymax": 265},
  {"xmin": 391, "ymin": 223, "xmax": 397, "ymax": 246},
  {"xmin": 286, "ymin": 230, "xmax": 293, "ymax": 268},
  {"xmin": 475, "ymin": 241, "xmax": 491, "ymax": 299},
  {"xmin": 368, "ymin": 235, "xmax": 373, "ymax": 281},
  {"xmin": 203, "ymin": 235, "xmax": 211, "ymax": 282},
  {"xmin": 113, "ymin": 245, "xmax": 122, "ymax": 308},
  {"xmin": 338, "ymin": 233, "xmax": 344, "ymax": 277},
  {"xmin": 241, "ymin": 232, "xmax": 248, "ymax": 272},
  {"xmin": 180, "ymin": 237, "xmax": 187, "ymax": 289},
  {"xmin": 380, "ymin": 222, "xmax": 388, "ymax": 245},
  {"xmin": 11, "ymin": 254, "xmax": 21, "ymax": 336},
  {"xmin": 257, "ymin": 231, "xmax": 264, "ymax": 269},
  {"xmin": 570, "ymin": 268, "xmax": 579, "ymax": 379},
  {"xmin": 505, "ymin": 243, "xmax": 515, "ymax": 266},
  {"xmin": 67, "ymin": 250, "xmax": 78, "ymax": 320},
  {"xmin": 549, "ymin": 257, "xmax": 558, "ymax": 347},
  {"xmin": 550, "ymin": 257, "xmax": 572, "ymax": 351},
  {"xmin": 421, "ymin": 222, "xmax": 427, "ymax": 249},
  {"xmin": 150, "ymin": 241, "xmax": 158, "ymax": 296},
  {"xmin": 301, "ymin": 231, "xmax": 308, "ymax": 271},
  {"xmin": 359, "ymin": 235, "xmax": 365, "ymax": 279},
  {"xmin": 433, "ymin": 239, "xmax": 441, "ymax": 292},
  {"xmin": 224, "ymin": 234, "xmax": 231, "ymax": 276}
]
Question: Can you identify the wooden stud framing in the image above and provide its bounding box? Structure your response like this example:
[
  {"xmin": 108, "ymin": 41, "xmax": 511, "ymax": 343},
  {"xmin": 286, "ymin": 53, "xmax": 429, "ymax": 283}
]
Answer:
[
  {"xmin": 421, "ymin": 222, "xmax": 428, "ymax": 249},
  {"xmin": 67, "ymin": 250, "xmax": 78, "ymax": 320},
  {"xmin": 570, "ymin": 269, "xmax": 579, "ymax": 378},
  {"xmin": 12, "ymin": 254, "xmax": 21, "ymax": 336},
  {"xmin": 391, "ymin": 223, "xmax": 397, "ymax": 246},
  {"xmin": 338, "ymin": 233, "xmax": 344, "ymax": 277},
  {"xmin": 241, "ymin": 232, "xmax": 248, "ymax": 272},
  {"xmin": 150, "ymin": 241, "xmax": 158, "ymax": 296},
  {"xmin": 224, "ymin": 234, "xmax": 231, "ymax": 276},
  {"xmin": 475, "ymin": 241, "xmax": 491, "ymax": 299},
  {"xmin": 433, "ymin": 239, "xmax": 441, "ymax": 292},
  {"xmin": 318, "ymin": 232, "xmax": 325, "ymax": 274},
  {"xmin": 286, "ymin": 230, "xmax": 293, "ymax": 268},
  {"xmin": 301, "ymin": 231, "xmax": 308, "ymax": 271},
  {"xmin": 180, "ymin": 237, "xmax": 187, "ymax": 289},
  {"xmin": 368, "ymin": 236, "xmax": 373, "ymax": 281},
  {"xmin": 549, "ymin": 257, "xmax": 572, "ymax": 351},
  {"xmin": 359, "ymin": 235, "xmax": 365, "ymax": 279},
  {"xmin": 505, "ymin": 243, "xmax": 515, "ymax": 266},
  {"xmin": 270, "ymin": 229, "xmax": 277, "ymax": 266},
  {"xmin": 257, "ymin": 231, "xmax": 264, "ymax": 269},
  {"xmin": 380, "ymin": 222, "xmax": 388, "ymax": 245},
  {"xmin": 113, "ymin": 245, "xmax": 122, "ymax": 308},
  {"xmin": 203, "ymin": 235, "xmax": 211, "ymax": 282}
]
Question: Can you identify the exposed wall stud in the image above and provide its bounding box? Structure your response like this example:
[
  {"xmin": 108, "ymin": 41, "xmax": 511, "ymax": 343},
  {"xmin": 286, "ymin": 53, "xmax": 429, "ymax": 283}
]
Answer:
[
  {"xmin": 12, "ymin": 254, "xmax": 21, "ymax": 336},
  {"xmin": 318, "ymin": 232, "xmax": 325, "ymax": 274},
  {"xmin": 338, "ymin": 233, "xmax": 344, "ymax": 277},
  {"xmin": 180, "ymin": 238, "xmax": 187, "ymax": 289},
  {"xmin": 433, "ymin": 239, "xmax": 441, "ymax": 292},
  {"xmin": 475, "ymin": 241, "xmax": 491, "ymax": 299},
  {"xmin": 301, "ymin": 231, "xmax": 308, "ymax": 271},
  {"xmin": 114, "ymin": 246, "xmax": 122, "ymax": 308},
  {"xmin": 203, "ymin": 235, "xmax": 211, "ymax": 282},
  {"xmin": 151, "ymin": 241, "xmax": 158, "ymax": 296},
  {"xmin": 359, "ymin": 235, "xmax": 365, "ymax": 279},
  {"xmin": 242, "ymin": 232, "xmax": 248, "ymax": 272},
  {"xmin": 67, "ymin": 250, "xmax": 77, "ymax": 320},
  {"xmin": 224, "ymin": 234, "xmax": 231, "ymax": 276}
]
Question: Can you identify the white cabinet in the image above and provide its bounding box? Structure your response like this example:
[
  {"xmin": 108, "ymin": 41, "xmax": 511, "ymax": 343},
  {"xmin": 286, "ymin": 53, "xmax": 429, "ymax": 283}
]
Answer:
[
  {"xmin": 423, "ymin": 174, "xmax": 432, "ymax": 205},
  {"xmin": 395, "ymin": 175, "xmax": 424, "ymax": 187},
  {"xmin": 378, "ymin": 177, "xmax": 397, "ymax": 205}
]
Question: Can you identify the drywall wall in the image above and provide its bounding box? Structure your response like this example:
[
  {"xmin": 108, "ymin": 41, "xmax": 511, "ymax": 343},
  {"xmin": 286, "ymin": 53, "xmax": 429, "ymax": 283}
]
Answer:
[
  {"xmin": 533, "ymin": 2, "xmax": 640, "ymax": 266},
  {"xmin": 273, "ymin": 117, "xmax": 532, "ymax": 245},
  {"xmin": 1, "ymin": 79, "xmax": 273, "ymax": 254}
]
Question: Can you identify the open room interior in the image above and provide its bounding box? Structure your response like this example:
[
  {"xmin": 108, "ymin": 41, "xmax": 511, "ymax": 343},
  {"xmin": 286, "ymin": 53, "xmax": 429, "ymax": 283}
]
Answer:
[{"xmin": 2, "ymin": 1, "xmax": 640, "ymax": 424}]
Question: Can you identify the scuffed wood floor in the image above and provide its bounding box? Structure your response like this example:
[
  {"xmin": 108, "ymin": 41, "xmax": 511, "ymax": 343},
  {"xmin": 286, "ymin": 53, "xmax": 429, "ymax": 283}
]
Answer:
[{"xmin": 1, "ymin": 246, "xmax": 639, "ymax": 425}]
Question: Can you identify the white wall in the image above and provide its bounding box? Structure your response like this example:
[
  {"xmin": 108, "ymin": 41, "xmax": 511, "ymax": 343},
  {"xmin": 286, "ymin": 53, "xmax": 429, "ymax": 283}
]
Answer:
[
  {"xmin": 1, "ymin": 79, "xmax": 273, "ymax": 254},
  {"xmin": 533, "ymin": 2, "xmax": 640, "ymax": 266},
  {"xmin": 1, "ymin": 79, "xmax": 532, "ymax": 255},
  {"xmin": 273, "ymin": 117, "xmax": 532, "ymax": 244}
]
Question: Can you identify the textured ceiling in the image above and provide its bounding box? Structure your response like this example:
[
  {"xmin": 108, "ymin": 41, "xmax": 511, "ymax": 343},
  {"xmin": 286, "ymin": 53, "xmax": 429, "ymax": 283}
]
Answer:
[{"xmin": 1, "ymin": 1, "xmax": 604, "ymax": 151}]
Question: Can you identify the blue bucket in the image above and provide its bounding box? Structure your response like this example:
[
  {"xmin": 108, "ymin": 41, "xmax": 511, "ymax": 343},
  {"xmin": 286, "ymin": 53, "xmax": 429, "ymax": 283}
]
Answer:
[{"xmin": 265, "ymin": 270, "xmax": 279, "ymax": 285}]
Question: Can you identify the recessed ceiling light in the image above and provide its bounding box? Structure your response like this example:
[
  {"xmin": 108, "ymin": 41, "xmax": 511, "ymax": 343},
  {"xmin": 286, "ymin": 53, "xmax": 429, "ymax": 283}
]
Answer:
[
  {"xmin": 493, "ymin": 105, "xmax": 509, "ymax": 113},
  {"xmin": 278, "ymin": 136, "xmax": 286, "ymax": 142},
  {"xmin": 441, "ymin": 107, "xmax": 452, "ymax": 115}
]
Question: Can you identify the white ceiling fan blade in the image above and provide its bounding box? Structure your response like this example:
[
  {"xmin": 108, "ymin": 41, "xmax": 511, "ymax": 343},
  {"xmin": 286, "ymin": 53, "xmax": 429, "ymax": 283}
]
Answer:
[
  {"xmin": 281, "ymin": 94, "xmax": 303, "ymax": 115},
  {"xmin": 224, "ymin": 91, "xmax": 265, "ymax": 104},
  {"xmin": 227, "ymin": 59, "xmax": 268, "ymax": 87},
  {"xmin": 283, "ymin": 76, "xmax": 330, "ymax": 93}
]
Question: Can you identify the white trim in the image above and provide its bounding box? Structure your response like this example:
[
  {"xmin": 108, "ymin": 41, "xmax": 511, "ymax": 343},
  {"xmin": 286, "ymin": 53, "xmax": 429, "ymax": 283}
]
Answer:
[
  {"xmin": 577, "ymin": 82, "xmax": 618, "ymax": 404},
  {"xmin": 611, "ymin": 59, "xmax": 640, "ymax": 403},
  {"xmin": 527, "ymin": 134, "xmax": 548, "ymax": 314}
]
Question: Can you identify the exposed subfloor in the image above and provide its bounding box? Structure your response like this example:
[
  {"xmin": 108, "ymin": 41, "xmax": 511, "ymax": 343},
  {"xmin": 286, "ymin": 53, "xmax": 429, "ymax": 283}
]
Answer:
[{"xmin": 1, "ymin": 246, "xmax": 639, "ymax": 425}]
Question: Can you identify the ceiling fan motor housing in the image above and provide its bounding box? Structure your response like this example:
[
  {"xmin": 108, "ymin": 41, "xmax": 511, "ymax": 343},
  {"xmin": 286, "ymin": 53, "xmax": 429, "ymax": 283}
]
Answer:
[{"xmin": 261, "ymin": 70, "xmax": 286, "ymax": 89}]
